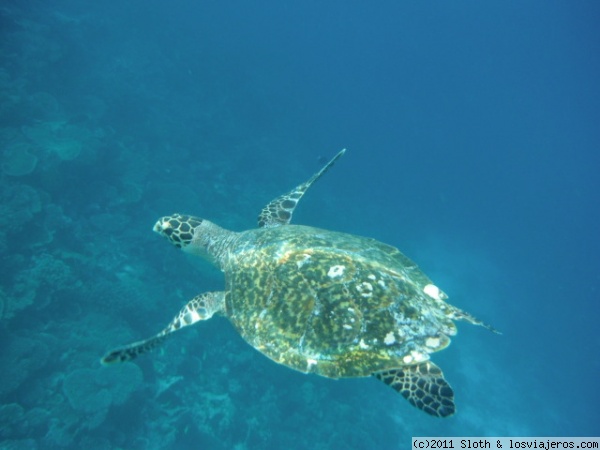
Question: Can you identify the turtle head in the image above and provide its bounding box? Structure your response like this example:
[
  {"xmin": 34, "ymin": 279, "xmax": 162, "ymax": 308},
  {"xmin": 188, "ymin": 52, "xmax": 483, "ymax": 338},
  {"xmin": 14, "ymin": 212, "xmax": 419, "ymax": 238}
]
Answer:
[
  {"xmin": 153, "ymin": 213, "xmax": 233, "ymax": 266},
  {"xmin": 153, "ymin": 214, "xmax": 205, "ymax": 250}
]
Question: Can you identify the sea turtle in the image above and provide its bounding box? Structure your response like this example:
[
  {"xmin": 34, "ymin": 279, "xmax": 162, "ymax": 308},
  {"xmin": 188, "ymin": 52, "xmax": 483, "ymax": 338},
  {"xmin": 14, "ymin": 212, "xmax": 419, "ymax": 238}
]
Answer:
[{"xmin": 102, "ymin": 149, "xmax": 497, "ymax": 417}]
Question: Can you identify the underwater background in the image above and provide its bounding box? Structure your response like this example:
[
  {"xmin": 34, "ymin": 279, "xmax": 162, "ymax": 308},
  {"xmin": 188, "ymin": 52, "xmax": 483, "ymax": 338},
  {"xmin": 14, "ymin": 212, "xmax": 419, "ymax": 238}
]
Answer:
[{"xmin": 1, "ymin": 1, "xmax": 599, "ymax": 449}]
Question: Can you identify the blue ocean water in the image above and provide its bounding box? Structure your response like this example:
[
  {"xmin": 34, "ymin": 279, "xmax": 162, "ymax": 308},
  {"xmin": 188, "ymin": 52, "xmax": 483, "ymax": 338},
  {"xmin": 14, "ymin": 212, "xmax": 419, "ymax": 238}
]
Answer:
[{"xmin": 1, "ymin": 1, "xmax": 598, "ymax": 448}]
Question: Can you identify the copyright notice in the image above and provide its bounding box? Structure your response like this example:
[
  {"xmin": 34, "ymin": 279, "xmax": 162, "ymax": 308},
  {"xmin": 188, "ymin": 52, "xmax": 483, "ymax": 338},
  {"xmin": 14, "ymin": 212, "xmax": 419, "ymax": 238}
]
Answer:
[{"xmin": 412, "ymin": 437, "xmax": 599, "ymax": 449}]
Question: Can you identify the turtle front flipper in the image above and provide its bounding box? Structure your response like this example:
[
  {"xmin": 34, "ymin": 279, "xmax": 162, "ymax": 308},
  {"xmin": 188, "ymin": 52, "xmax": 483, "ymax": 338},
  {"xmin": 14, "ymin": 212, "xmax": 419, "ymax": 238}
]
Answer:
[
  {"xmin": 373, "ymin": 362, "xmax": 456, "ymax": 418},
  {"xmin": 101, "ymin": 291, "xmax": 225, "ymax": 365},
  {"xmin": 258, "ymin": 148, "xmax": 346, "ymax": 228}
]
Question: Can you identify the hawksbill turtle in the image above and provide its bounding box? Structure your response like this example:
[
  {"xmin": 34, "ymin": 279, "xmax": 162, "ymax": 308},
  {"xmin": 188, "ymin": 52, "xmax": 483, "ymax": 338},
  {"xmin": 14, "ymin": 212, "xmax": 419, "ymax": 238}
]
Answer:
[{"xmin": 102, "ymin": 149, "xmax": 497, "ymax": 417}]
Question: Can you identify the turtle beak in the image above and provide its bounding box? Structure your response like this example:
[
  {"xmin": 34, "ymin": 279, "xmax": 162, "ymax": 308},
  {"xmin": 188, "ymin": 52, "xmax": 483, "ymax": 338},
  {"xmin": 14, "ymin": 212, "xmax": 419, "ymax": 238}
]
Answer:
[
  {"xmin": 153, "ymin": 216, "xmax": 180, "ymax": 248},
  {"xmin": 153, "ymin": 218, "xmax": 171, "ymax": 234}
]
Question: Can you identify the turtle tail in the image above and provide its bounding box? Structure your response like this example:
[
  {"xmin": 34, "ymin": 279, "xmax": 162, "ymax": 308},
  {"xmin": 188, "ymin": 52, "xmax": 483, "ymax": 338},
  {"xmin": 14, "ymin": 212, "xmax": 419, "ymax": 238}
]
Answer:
[{"xmin": 448, "ymin": 305, "xmax": 501, "ymax": 334}]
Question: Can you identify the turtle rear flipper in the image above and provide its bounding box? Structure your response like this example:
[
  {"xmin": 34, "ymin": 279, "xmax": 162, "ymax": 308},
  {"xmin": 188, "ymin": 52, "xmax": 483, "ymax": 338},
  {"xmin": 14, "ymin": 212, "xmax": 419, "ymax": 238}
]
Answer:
[
  {"xmin": 448, "ymin": 305, "xmax": 501, "ymax": 335},
  {"xmin": 101, "ymin": 291, "xmax": 225, "ymax": 365},
  {"xmin": 258, "ymin": 149, "xmax": 345, "ymax": 228},
  {"xmin": 373, "ymin": 362, "xmax": 455, "ymax": 418}
]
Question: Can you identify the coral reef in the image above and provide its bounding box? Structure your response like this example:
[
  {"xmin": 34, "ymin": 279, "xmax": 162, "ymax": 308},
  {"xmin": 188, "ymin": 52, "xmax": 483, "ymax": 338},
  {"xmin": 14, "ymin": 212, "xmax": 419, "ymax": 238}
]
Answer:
[
  {"xmin": 1, "ymin": 141, "xmax": 38, "ymax": 176},
  {"xmin": 0, "ymin": 182, "xmax": 42, "ymax": 226},
  {"xmin": 22, "ymin": 120, "xmax": 104, "ymax": 161},
  {"xmin": 5, "ymin": 252, "xmax": 76, "ymax": 319},
  {"xmin": 0, "ymin": 335, "xmax": 49, "ymax": 397},
  {"xmin": 62, "ymin": 363, "xmax": 143, "ymax": 430}
]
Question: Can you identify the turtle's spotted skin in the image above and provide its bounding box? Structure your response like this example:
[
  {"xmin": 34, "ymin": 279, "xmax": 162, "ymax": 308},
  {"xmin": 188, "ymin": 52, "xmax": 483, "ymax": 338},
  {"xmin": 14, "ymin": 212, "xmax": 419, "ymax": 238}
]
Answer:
[{"xmin": 102, "ymin": 149, "xmax": 498, "ymax": 418}]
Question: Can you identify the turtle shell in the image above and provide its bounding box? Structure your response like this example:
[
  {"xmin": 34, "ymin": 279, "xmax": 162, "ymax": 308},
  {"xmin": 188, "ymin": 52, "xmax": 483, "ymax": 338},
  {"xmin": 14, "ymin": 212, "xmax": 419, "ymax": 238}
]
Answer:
[{"xmin": 223, "ymin": 224, "xmax": 458, "ymax": 379}]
